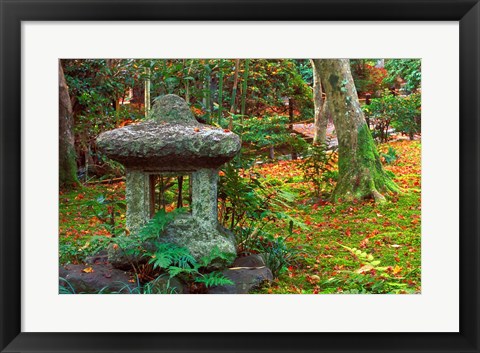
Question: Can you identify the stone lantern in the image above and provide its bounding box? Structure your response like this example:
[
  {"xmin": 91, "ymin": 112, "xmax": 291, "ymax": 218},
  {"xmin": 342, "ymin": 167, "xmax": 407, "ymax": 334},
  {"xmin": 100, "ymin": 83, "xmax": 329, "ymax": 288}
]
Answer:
[{"xmin": 96, "ymin": 94, "xmax": 241, "ymax": 261}]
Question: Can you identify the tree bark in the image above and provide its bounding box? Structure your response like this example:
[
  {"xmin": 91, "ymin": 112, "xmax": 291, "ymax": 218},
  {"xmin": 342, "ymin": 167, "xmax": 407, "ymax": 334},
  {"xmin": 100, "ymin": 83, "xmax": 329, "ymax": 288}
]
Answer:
[
  {"xmin": 288, "ymin": 98, "xmax": 298, "ymax": 160},
  {"xmin": 59, "ymin": 61, "xmax": 79, "ymax": 189},
  {"xmin": 229, "ymin": 59, "xmax": 240, "ymax": 130},
  {"xmin": 240, "ymin": 59, "xmax": 250, "ymax": 118},
  {"xmin": 310, "ymin": 60, "xmax": 328, "ymax": 145},
  {"xmin": 144, "ymin": 67, "xmax": 151, "ymax": 117},
  {"xmin": 316, "ymin": 59, "xmax": 398, "ymax": 202}
]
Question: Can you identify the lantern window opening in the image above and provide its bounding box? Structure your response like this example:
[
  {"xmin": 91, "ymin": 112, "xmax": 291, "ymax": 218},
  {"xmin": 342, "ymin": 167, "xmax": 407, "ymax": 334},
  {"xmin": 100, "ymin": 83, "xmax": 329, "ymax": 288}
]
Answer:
[{"xmin": 148, "ymin": 172, "xmax": 192, "ymax": 217}]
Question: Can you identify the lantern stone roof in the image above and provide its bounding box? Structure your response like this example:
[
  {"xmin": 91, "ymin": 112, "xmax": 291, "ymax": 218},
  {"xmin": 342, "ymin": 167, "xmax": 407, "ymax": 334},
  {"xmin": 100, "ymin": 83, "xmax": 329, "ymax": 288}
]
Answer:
[{"xmin": 96, "ymin": 95, "xmax": 241, "ymax": 171}]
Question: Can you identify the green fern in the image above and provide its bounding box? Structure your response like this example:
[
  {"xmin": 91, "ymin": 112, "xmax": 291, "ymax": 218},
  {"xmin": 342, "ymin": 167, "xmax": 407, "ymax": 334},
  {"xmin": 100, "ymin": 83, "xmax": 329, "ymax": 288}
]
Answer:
[
  {"xmin": 147, "ymin": 242, "xmax": 196, "ymax": 271},
  {"xmin": 195, "ymin": 272, "xmax": 234, "ymax": 288},
  {"xmin": 167, "ymin": 266, "xmax": 198, "ymax": 278},
  {"xmin": 199, "ymin": 246, "xmax": 235, "ymax": 268},
  {"xmin": 138, "ymin": 208, "xmax": 186, "ymax": 242}
]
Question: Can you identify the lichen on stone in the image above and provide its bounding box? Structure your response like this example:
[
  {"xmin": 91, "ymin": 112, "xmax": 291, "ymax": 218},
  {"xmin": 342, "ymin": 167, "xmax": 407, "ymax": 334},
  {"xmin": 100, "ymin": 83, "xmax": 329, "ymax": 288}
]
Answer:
[{"xmin": 96, "ymin": 95, "xmax": 241, "ymax": 171}]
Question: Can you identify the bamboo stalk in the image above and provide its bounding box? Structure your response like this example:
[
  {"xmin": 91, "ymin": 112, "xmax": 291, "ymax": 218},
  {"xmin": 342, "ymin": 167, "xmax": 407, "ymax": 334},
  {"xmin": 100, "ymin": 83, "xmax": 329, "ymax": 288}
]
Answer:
[
  {"xmin": 144, "ymin": 67, "xmax": 151, "ymax": 117},
  {"xmin": 229, "ymin": 59, "xmax": 240, "ymax": 130},
  {"xmin": 218, "ymin": 67, "xmax": 224, "ymax": 125},
  {"xmin": 240, "ymin": 59, "xmax": 250, "ymax": 119}
]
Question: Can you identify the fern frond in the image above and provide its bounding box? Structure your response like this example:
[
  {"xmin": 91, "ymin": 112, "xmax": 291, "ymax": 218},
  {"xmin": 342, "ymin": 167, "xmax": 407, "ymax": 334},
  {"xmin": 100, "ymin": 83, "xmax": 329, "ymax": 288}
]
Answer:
[
  {"xmin": 168, "ymin": 266, "xmax": 198, "ymax": 278},
  {"xmin": 195, "ymin": 272, "xmax": 234, "ymax": 288}
]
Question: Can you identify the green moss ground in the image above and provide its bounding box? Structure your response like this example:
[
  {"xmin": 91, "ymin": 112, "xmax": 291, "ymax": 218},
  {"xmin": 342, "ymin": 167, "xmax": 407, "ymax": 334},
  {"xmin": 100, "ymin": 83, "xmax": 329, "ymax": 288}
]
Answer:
[
  {"xmin": 59, "ymin": 140, "xmax": 421, "ymax": 294},
  {"xmin": 254, "ymin": 139, "xmax": 421, "ymax": 294}
]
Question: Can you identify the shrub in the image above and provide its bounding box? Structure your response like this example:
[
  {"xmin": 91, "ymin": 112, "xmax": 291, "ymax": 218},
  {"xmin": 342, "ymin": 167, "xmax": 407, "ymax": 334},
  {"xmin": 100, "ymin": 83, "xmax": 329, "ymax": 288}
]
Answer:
[
  {"xmin": 84, "ymin": 193, "xmax": 126, "ymax": 236},
  {"xmin": 363, "ymin": 92, "xmax": 421, "ymax": 142},
  {"xmin": 218, "ymin": 157, "xmax": 297, "ymax": 231},
  {"xmin": 237, "ymin": 115, "xmax": 291, "ymax": 152},
  {"xmin": 298, "ymin": 143, "xmax": 338, "ymax": 199},
  {"xmin": 259, "ymin": 232, "xmax": 299, "ymax": 278},
  {"xmin": 351, "ymin": 61, "xmax": 389, "ymax": 96},
  {"xmin": 390, "ymin": 93, "xmax": 421, "ymax": 139},
  {"xmin": 384, "ymin": 59, "xmax": 421, "ymax": 93}
]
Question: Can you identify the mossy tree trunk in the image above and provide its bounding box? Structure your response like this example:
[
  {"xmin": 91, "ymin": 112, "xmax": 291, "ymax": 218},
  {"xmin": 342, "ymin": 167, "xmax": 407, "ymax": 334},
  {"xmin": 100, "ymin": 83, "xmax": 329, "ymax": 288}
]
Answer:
[
  {"xmin": 310, "ymin": 59, "xmax": 328, "ymax": 145},
  {"xmin": 315, "ymin": 59, "xmax": 398, "ymax": 202},
  {"xmin": 59, "ymin": 60, "xmax": 78, "ymax": 189}
]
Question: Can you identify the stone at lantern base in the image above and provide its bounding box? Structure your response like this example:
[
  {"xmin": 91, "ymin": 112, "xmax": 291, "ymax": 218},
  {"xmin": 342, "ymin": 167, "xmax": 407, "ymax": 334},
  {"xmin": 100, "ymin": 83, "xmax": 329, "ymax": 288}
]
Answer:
[
  {"xmin": 159, "ymin": 168, "xmax": 236, "ymax": 266},
  {"xmin": 160, "ymin": 215, "xmax": 236, "ymax": 268},
  {"xmin": 107, "ymin": 217, "xmax": 236, "ymax": 271}
]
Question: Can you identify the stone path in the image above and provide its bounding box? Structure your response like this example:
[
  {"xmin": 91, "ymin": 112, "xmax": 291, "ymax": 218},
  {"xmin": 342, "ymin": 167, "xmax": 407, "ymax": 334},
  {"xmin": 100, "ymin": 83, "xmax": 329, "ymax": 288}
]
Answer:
[
  {"xmin": 293, "ymin": 122, "xmax": 338, "ymax": 149},
  {"xmin": 293, "ymin": 121, "xmax": 421, "ymax": 148}
]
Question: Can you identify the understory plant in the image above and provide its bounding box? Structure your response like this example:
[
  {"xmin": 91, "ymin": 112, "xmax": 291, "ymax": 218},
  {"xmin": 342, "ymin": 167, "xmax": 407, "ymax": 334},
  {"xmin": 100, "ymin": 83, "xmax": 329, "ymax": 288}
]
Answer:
[
  {"xmin": 381, "ymin": 146, "xmax": 399, "ymax": 165},
  {"xmin": 108, "ymin": 210, "xmax": 234, "ymax": 291},
  {"xmin": 218, "ymin": 156, "xmax": 303, "ymax": 278},
  {"xmin": 363, "ymin": 92, "xmax": 421, "ymax": 142},
  {"xmin": 233, "ymin": 220, "xmax": 301, "ymax": 278},
  {"xmin": 59, "ymin": 190, "xmax": 127, "ymax": 265},
  {"xmin": 237, "ymin": 115, "xmax": 292, "ymax": 153},
  {"xmin": 85, "ymin": 193, "xmax": 126, "ymax": 236},
  {"xmin": 298, "ymin": 143, "xmax": 338, "ymax": 200},
  {"xmin": 321, "ymin": 244, "xmax": 417, "ymax": 294},
  {"xmin": 218, "ymin": 157, "xmax": 298, "ymax": 231}
]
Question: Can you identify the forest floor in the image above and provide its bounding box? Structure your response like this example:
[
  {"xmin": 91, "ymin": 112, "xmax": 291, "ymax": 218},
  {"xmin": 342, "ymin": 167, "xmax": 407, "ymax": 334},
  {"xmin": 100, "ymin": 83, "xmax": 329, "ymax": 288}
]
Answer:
[
  {"xmin": 59, "ymin": 139, "xmax": 421, "ymax": 294},
  {"xmin": 253, "ymin": 139, "xmax": 421, "ymax": 293}
]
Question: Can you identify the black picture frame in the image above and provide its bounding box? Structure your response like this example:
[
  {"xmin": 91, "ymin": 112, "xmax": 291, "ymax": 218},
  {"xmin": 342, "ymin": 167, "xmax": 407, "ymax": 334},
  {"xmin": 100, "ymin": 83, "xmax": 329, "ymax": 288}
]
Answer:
[{"xmin": 1, "ymin": 0, "xmax": 479, "ymax": 352}]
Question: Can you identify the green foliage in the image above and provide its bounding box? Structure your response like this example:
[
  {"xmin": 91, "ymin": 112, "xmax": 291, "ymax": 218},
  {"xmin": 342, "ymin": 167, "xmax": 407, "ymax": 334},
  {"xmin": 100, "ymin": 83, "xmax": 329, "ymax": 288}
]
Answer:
[
  {"xmin": 381, "ymin": 147, "xmax": 399, "ymax": 165},
  {"xmin": 293, "ymin": 59, "xmax": 313, "ymax": 85},
  {"xmin": 137, "ymin": 210, "xmax": 182, "ymax": 242},
  {"xmin": 94, "ymin": 275, "xmax": 171, "ymax": 294},
  {"xmin": 218, "ymin": 157, "xmax": 299, "ymax": 231},
  {"xmin": 217, "ymin": 155, "xmax": 301, "ymax": 278},
  {"xmin": 350, "ymin": 59, "xmax": 389, "ymax": 95},
  {"xmin": 199, "ymin": 246, "xmax": 236, "ymax": 268},
  {"xmin": 247, "ymin": 59, "xmax": 313, "ymax": 119},
  {"xmin": 259, "ymin": 233, "xmax": 299, "ymax": 278},
  {"xmin": 322, "ymin": 244, "xmax": 416, "ymax": 294},
  {"xmin": 110, "ymin": 209, "xmax": 185, "ymax": 268},
  {"xmin": 59, "ymin": 277, "xmax": 76, "ymax": 294},
  {"xmin": 194, "ymin": 272, "xmax": 234, "ymax": 288},
  {"xmin": 384, "ymin": 59, "xmax": 421, "ymax": 92},
  {"xmin": 238, "ymin": 115, "xmax": 291, "ymax": 150},
  {"xmin": 64, "ymin": 59, "xmax": 315, "ymax": 182},
  {"xmin": 59, "ymin": 241, "xmax": 83, "ymax": 265},
  {"xmin": 233, "ymin": 223, "xmax": 301, "ymax": 279},
  {"xmin": 147, "ymin": 244, "xmax": 234, "ymax": 288},
  {"xmin": 59, "ymin": 234, "xmax": 112, "ymax": 266},
  {"xmin": 63, "ymin": 59, "xmax": 144, "ymax": 179},
  {"xmin": 390, "ymin": 93, "xmax": 421, "ymax": 138},
  {"xmin": 142, "ymin": 275, "xmax": 180, "ymax": 294},
  {"xmin": 84, "ymin": 193, "xmax": 126, "ymax": 236},
  {"xmin": 298, "ymin": 143, "xmax": 338, "ymax": 199},
  {"xmin": 363, "ymin": 92, "xmax": 421, "ymax": 142},
  {"xmin": 147, "ymin": 242, "xmax": 196, "ymax": 272},
  {"xmin": 115, "ymin": 212, "xmax": 233, "ymax": 288}
]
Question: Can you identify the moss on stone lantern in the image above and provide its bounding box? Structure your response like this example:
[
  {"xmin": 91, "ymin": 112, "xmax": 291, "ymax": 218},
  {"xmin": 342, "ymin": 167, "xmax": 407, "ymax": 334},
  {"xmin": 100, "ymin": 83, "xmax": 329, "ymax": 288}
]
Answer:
[{"xmin": 97, "ymin": 94, "xmax": 241, "ymax": 263}]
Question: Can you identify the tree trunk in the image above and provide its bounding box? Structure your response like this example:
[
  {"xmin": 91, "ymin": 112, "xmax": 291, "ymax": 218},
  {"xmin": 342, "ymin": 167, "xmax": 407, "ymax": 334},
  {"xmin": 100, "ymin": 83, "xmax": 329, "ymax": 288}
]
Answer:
[
  {"xmin": 315, "ymin": 59, "xmax": 398, "ymax": 202},
  {"xmin": 240, "ymin": 59, "xmax": 250, "ymax": 118},
  {"xmin": 218, "ymin": 67, "xmax": 224, "ymax": 125},
  {"xmin": 229, "ymin": 59, "xmax": 240, "ymax": 130},
  {"xmin": 310, "ymin": 59, "xmax": 328, "ymax": 145},
  {"xmin": 144, "ymin": 67, "xmax": 151, "ymax": 117},
  {"xmin": 288, "ymin": 98, "xmax": 298, "ymax": 160},
  {"xmin": 59, "ymin": 61, "xmax": 78, "ymax": 189}
]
